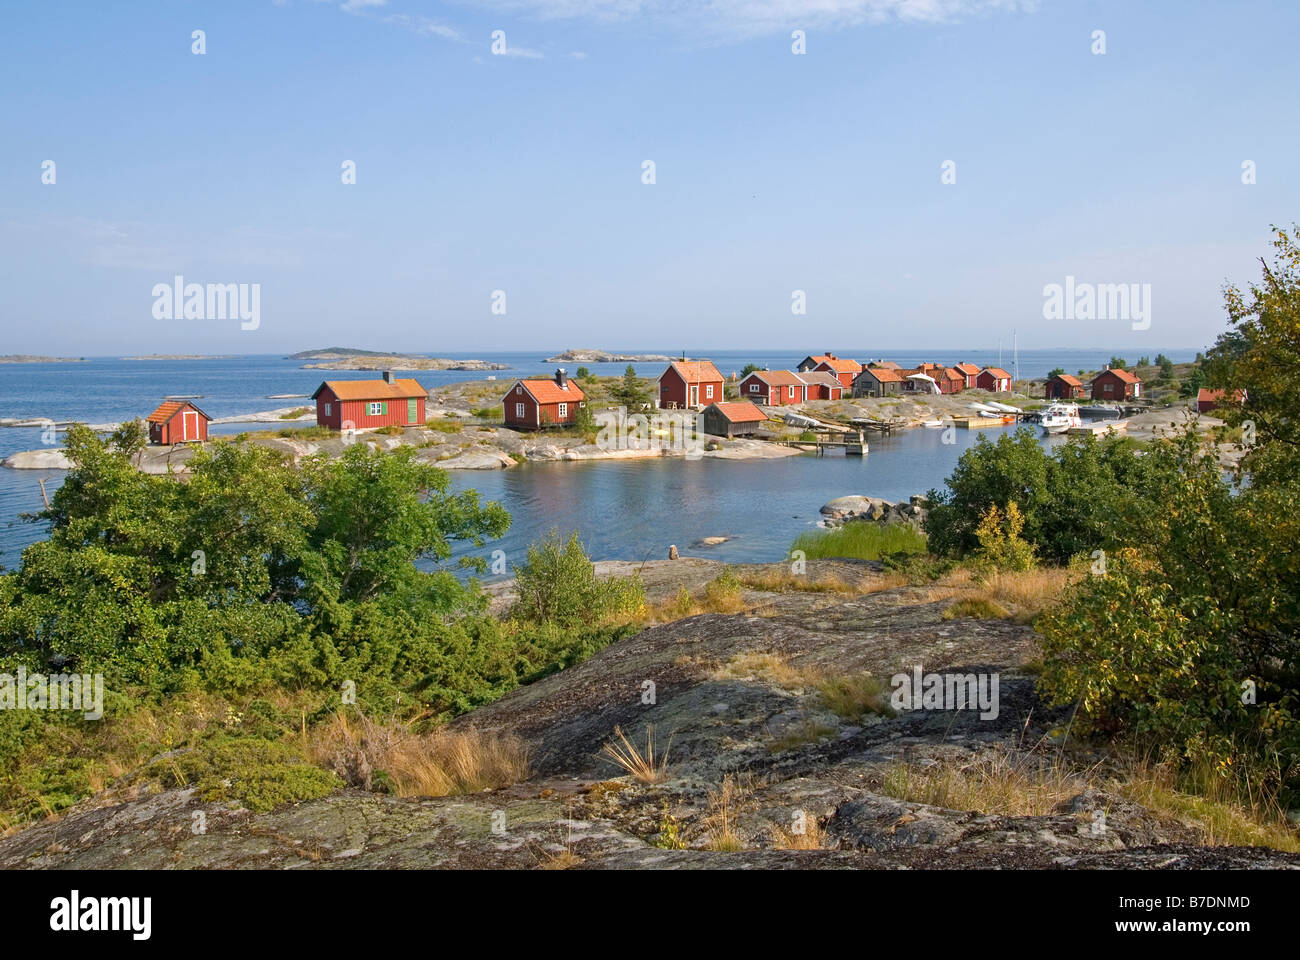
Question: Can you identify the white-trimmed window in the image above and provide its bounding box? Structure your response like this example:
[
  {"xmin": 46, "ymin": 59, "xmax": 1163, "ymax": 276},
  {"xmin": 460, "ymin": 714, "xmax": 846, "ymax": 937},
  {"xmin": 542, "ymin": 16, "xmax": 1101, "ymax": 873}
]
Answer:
[
  {"xmin": 515, "ymin": 402, "xmax": 525, "ymax": 418},
  {"xmin": 749, "ymin": 382, "xmax": 760, "ymax": 393},
  {"xmin": 788, "ymin": 386, "xmax": 795, "ymax": 398},
  {"xmin": 557, "ymin": 402, "xmax": 568, "ymax": 419},
  {"xmin": 323, "ymin": 403, "xmax": 331, "ymax": 416},
  {"xmin": 367, "ymin": 401, "xmax": 386, "ymax": 416},
  {"xmin": 705, "ymin": 385, "xmax": 713, "ymax": 399},
  {"xmin": 516, "ymin": 386, "xmax": 522, "ymax": 395}
]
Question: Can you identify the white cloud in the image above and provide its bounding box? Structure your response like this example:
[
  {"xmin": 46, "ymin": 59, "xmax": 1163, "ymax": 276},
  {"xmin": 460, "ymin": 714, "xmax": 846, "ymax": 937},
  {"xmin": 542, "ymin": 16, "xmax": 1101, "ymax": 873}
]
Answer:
[
  {"xmin": 473, "ymin": 0, "xmax": 1037, "ymax": 38},
  {"xmin": 382, "ymin": 13, "xmax": 464, "ymax": 40},
  {"xmin": 340, "ymin": 0, "xmax": 388, "ymax": 12}
]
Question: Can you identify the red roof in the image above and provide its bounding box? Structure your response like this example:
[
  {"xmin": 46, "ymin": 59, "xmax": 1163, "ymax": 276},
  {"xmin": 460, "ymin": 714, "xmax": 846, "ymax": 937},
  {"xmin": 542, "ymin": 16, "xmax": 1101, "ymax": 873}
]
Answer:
[
  {"xmin": 512, "ymin": 378, "xmax": 586, "ymax": 404},
  {"xmin": 146, "ymin": 400, "xmax": 209, "ymax": 424},
  {"xmin": 746, "ymin": 370, "xmax": 806, "ymax": 387},
  {"xmin": 1050, "ymin": 374, "xmax": 1083, "ymax": 387},
  {"xmin": 708, "ymin": 401, "xmax": 767, "ymax": 423},
  {"xmin": 796, "ymin": 371, "xmax": 844, "ymax": 390},
  {"xmin": 939, "ymin": 367, "xmax": 965, "ymax": 382},
  {"xmin": 859, "ymin": 367, "xmax": 903, "ymax": 382},
  {"xmin": 813, "ymin": 355, "xmax": 863, "ymax": 375},
  {"xmin": 954, "ymin": 363, "xmax": 981, "ymax": 376},
  {"xmin": 313, "ymin": 378, "xmax": 426, "ymax": 400},
  {"xmin": 1198, "ymin": 388, "xmax": 1243, "ymax": 404},
  {"xmin": 981, "ymin": 367, "xmax": 1012, "ymax": 380},
  {"xmin": 661, "ymin": 360, "xmax": 723, "ymax": 383},
  {"xmin": 1097, "ymin": 367, "xmax": 1141, "ymax": 384}
]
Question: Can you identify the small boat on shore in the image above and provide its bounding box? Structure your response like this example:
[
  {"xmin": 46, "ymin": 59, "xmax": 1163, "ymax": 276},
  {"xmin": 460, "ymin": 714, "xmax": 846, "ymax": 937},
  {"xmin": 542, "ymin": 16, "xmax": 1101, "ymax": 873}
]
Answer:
[{"xmin": 1040, "ymin": 402, "xmax": 1083, "ymax": 434}]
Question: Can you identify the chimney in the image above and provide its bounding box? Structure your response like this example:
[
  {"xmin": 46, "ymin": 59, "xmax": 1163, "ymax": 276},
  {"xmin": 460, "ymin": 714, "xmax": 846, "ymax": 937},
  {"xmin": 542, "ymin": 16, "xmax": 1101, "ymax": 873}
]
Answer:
[
  {"xmin": 382, "ymin": 370, "xmax": 394, "ymax": 384},
  {"xmin": 555, "ymin": 367, "xmax": 567, "ymax": 388}
]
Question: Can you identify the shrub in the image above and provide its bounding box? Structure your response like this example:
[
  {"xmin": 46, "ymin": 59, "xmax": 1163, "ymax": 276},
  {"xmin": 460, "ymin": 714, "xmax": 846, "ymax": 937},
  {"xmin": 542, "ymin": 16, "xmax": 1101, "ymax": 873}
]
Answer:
[
  {"xmin": 973, "ymin": 501, "xmax": 1036, "ymax": 571},
  {"xmin": 511, "ymin": 530, "xmax": 645, "ymax": 628}
]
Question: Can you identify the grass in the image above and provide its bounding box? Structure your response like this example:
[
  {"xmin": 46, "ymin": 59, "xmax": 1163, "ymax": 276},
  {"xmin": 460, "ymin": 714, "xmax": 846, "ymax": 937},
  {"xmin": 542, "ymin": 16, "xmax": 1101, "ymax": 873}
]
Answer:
[
  {"xmin": 942, "ymin": 596, "xmax": 1011, "ymax": 620},
  {"xmin": 601, "ymin": 725, "xmax": 672, "ymax": 784},
  {"xmin": 275, "ymin": 424, "xmax": 334, "ymax": 440},
  {"xmin": 303, "ymin": 712, "xmax": 530, "ymax": 797},
  {"xmin": 879, "ymin": 746, "xmax": 1090, "ymax": 816},
  {"xmin": 472, "ymin": 407, "xmax": 502, "ymax": 422},
  {"xmin": 927, "ymin": 566, "xmax": 1080, "ymax": 623},
  {"xmin": 1114, "ymin": 758, "xmax": 1300, "ymax": 853},
  {"xmin": 278, "ymin": 406, "xmax": 311, "ymax": 419},
  {"xmin": 424, "ymin": 418, "xmax": 463, "ymax": 433},
  {"xmin": 714, "ymin": 651, "xmax": 816, "ymax": 691},
  {"xmin": 791, "ymin": 522, "xmax": 927, "ymax": 562},
  {"xmin": 817, "ymin": 672, "xmax": 893, "ymax": 720},
  {"xmin": 701, "ymin": 775, "xmax": 748, "ymax": 851}
]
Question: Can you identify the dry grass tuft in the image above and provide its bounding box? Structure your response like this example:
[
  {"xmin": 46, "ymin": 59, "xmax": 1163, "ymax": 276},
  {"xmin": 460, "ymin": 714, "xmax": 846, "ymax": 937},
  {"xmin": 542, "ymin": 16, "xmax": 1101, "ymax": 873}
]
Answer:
[
  {"xmin": 601, "ymin": 725, "xmax": 672, "ymax": 784},
  {"xmin": 880, "ymin": 746, "xmax": 1090, "ymax": 816},
  {"xmin": 714, "ymin": 651, "xmax": 818, "ymax": 691},
  {"xmin": 1113, "ymin": 758, "xmax": 1300, "ymax": 853},
  {"xmin": 305, "ymin": 712, "xmax": 530, "ymax": 797},
  {"xmin": 701, "ymin": 775, "xmax": 750, "ymax": 851},
  {"xmin": 817, "ymin": 672, "xmax": 893, "ymax": 720},
  {"xmin": 942, "ymin": 596, "xmax": 1011, "ymax": 620},
  {"xmin": 928, "ymin": 565, "xmax": 1080, "ymax": 623}
]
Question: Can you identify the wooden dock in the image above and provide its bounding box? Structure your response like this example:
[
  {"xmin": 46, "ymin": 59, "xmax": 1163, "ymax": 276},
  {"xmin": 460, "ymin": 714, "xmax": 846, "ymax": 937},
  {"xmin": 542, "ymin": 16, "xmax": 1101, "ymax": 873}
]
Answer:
[
  {"xmin": 953, "ymin": 416, "xmax": 1009, "ymax": 429},
  {"xmin": 776, "ymin": 430, "xmax": 869, "ymax": 456}
]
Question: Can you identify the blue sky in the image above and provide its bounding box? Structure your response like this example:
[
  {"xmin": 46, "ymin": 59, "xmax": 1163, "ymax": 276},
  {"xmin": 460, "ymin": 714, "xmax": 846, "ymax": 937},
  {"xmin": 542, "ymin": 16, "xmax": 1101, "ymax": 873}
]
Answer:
[{"xmin": 1, "ymin": 0, "xmax": 1295, "ymax": 355}]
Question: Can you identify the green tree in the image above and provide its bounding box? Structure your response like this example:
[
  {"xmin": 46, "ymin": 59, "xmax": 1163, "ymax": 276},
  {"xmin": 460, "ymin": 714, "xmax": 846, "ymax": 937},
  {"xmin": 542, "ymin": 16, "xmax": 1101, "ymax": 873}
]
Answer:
[
  {"xmin": 1045, "ymin": 367, "xmax": 1065, "ymax": 379},
  {"xmin": 1108, "ymin": 356, "xmax": 1128, "ymax": 369},
  {"xmin": 611, "ymin": 364, "xmax": 651, "ymax": 409}
]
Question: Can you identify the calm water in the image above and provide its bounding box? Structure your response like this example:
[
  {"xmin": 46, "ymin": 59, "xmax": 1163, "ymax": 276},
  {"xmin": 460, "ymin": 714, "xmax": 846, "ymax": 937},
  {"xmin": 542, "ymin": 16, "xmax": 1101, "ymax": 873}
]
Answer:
[{"xmin": 0, "ymin": 348, "xmax": 1187, "ymax": 566}]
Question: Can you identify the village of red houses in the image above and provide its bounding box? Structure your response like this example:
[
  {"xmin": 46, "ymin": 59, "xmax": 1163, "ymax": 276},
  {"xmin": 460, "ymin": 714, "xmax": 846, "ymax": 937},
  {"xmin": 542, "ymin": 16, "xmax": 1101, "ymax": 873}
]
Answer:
[{"xmin": 134, "ymin": 353, "xmax": 1172, "ymax": 449}]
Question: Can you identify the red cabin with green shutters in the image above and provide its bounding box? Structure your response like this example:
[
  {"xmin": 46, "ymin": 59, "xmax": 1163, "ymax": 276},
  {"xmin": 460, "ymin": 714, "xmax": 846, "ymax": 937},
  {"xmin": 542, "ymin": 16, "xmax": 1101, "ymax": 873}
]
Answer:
[{"xmin": 311, "ymin": 372, "xmax": 427, "ymax": 431}]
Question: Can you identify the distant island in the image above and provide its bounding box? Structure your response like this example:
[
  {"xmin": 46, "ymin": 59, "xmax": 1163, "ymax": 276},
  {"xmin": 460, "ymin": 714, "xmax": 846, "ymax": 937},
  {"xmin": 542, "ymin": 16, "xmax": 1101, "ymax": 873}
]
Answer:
[
  {"xmin": 0, "ymin": 355, "xmax": 87, "ymax": 364},
  {"xmin": 288, "ymin": 347, "xmax": 418, "ymax": 361},
  {"xmin": 291, "ymin": 347, "xmax": 509, "ymax": 371},
  {"xmin": 546, "ymin": 349, "xmax": 685, "ymax": 363},
  {"xmin": 121, "ymin": 354, "xmax": 230, "ymax": 361}
]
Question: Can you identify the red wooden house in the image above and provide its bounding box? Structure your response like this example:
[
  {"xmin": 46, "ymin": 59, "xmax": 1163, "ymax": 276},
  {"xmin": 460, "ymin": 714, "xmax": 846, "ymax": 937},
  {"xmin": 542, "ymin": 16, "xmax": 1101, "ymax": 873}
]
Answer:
[
  {"xmin": 976, "ymin": 367, "xmax": 1012, "ymax": 392},
  {"xmin": 1196, "ymin": 387, "xmax": 1245, "ymax": 413},
  {"xmin": 312, "ymin": 372, "xmax": 427, "ymax": 431},
  {"xmin": 738, "ymin": 370, "xmax": 807, "ymax": 405},
  {"xmin": 503, "ymin": 369, "xmax": 586, "ymax": 429},
  {"xmin": 938, "ymin": 367, "xmax": 966, "ymax": 394},
  {"xmin": 657, "ymin": 360, "xmax": 724, "ymax": 409},
  {"xmin": 1090, "ymin": 367, "xmax": 1142, "ymax": 401},
  {"xmin": 797, "ymin": 353, "xmax": 862, "ymax": 389},
  {"xmin": 1044, "ymin": 374, "xmax": 1085, "ymax": 400},
  {"xmin": 953, "ymin": 362, "xmax": 981, "ymax": 389},
  {"xmin": 796, "ymin": 370, "xmax": 845, "ymax": 401},
  {"xmin": 146, "ymin": 400, "xmax": 210, "ymax": 445}
]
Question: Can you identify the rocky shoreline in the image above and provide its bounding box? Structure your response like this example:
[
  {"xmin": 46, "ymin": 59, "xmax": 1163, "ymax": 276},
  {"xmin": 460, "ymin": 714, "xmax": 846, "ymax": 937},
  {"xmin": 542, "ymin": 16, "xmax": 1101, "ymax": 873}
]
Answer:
[{"xmin": 4, "ymin": 557, "xmax": 1291, "ymax": 870}]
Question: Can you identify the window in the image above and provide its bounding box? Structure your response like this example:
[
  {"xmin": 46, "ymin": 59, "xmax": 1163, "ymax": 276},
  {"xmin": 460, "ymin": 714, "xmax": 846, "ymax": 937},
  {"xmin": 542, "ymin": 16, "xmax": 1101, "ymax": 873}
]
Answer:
[
  {"xmin": 705, "ymin": 385, "xmax": 713, "ymax": 399},
  {"xmin": 516, "ymin": 386, "xmax": 522, "ymax": 395},
  {"xmin": 1103, "ymin": 383, "xmax": 1113, "ymax": 395},
  {"xmin": 323, "ymin": 403, "xmax": 331, "ymax": 416},
  {"xmin": 367, "ymin": 401, "xmax": 387, "ymax": 416},
  {"xmin": 749, "ymin": 383, "xmax": 760, "ymax": 392},
  {"xmin": 788, "ymin": 386, "xmax": 795, "ymax": 398},
  {"xmin": 557, "ymin": 403, "xmax": 568, "ymax": 419},
  {"xmin": 515, "ymin": 402, "xmax": 525, "ymax": 418}
]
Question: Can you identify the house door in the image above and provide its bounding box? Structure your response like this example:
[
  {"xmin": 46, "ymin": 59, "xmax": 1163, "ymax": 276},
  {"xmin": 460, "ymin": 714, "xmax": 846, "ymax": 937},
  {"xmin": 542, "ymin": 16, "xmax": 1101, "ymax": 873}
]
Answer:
[
  {"xmin": 689, "ymin": 385, "xmax": 698, "ymax": 406},
  {"xmin": 407, "ymin": 398, "xmax": 418, "ymax": 424},
  {"xmin": 183, "ymin": 411, "xmax": 197, "ymax": 441}
]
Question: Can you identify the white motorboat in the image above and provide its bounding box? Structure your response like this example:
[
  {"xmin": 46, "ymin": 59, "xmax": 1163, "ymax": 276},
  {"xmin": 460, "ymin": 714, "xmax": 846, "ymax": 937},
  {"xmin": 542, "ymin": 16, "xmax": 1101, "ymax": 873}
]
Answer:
[
  {"xmin": 922, "ymin": 419, "xmax": 944, "ymax": 428},
  {"xmin": 1040, "ymin": 402, "xmax": 1083, "ymax": 434}
]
